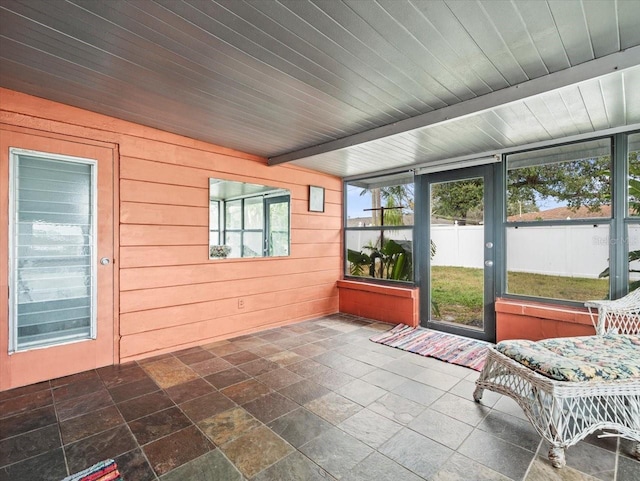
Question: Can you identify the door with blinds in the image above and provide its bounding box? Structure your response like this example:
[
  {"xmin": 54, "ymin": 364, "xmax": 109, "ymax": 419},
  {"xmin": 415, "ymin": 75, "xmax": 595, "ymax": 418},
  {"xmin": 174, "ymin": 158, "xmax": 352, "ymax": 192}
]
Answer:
[{"xmin": 1, "ymin": 130, "xmax": 115, "ymax": 390}]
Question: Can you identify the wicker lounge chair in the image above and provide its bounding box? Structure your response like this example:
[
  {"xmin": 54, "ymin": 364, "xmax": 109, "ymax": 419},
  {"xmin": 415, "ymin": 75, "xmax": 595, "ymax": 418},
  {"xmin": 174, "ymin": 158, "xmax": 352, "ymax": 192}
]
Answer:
[{"xmin": 474, "ymin": 290, "xmax": 640, "ymax": 468}]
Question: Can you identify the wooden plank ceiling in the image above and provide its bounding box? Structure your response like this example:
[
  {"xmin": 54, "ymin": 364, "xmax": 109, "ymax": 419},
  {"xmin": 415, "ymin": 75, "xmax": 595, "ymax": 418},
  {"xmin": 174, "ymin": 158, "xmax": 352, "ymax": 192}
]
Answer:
[{"xmin": 1, "ymin": 0, "xmax": 639, "ymax": 177}]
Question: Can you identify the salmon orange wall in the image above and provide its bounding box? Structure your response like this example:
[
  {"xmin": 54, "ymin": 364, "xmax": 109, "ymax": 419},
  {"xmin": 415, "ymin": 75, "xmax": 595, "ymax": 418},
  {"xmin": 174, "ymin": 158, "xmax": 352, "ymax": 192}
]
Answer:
[
  {"xmin": 337, "ymin": 280, "xmax": 419, "ymax": 327},
  {"xmin": 1, "ymin": 89, "xmax": 342, "ymax": 365},
  {"xmin": 495, "ymin": 298, "xmax": 595, "ymax": 341}
]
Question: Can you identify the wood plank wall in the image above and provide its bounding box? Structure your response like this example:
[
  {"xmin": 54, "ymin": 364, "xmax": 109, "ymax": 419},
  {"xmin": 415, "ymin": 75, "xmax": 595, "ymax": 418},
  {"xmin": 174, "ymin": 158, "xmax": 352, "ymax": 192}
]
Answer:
[{"xmin": 1, "ymin": 89, "xmax": 342, "ymax": 363}]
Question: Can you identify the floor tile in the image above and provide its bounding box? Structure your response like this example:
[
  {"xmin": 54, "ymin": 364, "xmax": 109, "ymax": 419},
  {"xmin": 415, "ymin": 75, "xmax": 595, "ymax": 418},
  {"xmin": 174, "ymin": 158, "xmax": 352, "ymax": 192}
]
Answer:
[
  {"xmin": 180, "ymin": 391, "xmax": 236, "ymax": 422},
  {"xmin": 379, "ymin": 427, "xmax": 453, "ymax": 479},
  {"xmin": 409, "ymin": 408, "xmax": 473, "ymax": 450},
  {"xmin": 52, "ymin": 377, "xmax": 106, "ymax": 403},
  {"xmin": 221, "ymin": 425, "xmax": 294, "ymax": 478},
  {"xmin": 0, "ymin": 389, "xmax": 52, "ymax": 419},
  {"xmin": 492, "ymin": 395, "xmax": 529, "ymax": 421},
  {"xmin": 114, "ymin": 448, "xmax": 157, "ymax": 481},
  {"xmin": 617, "ymin": 454, "xmax": 640, "ymax": 481},
  {"xmin": 286, "ymin": 359, "xmax": 331, "ymax": 378},
  {"xmin": 174, "ymin": 349, "xmax": 215, "ymax": 366},
  {"xmin": 258, "ymin": 331, "xmax": 293, "ymax": 342},
  {"xmin": 266, "ymin": 351, "xmax": 306, "ymax": 366},
  {"xmin": 619, "ymin": 438, "xmax": 640, "ymax": 459},
  {"xmin": 290, "ymin": 343, "xmax": 327, "ymax": 358},
  {"xmin": 221, "ymin": 379, "xmax": 271, "ymax": 405},
  {"xmin": 108, "ymin": 377, "xmax": 159, "ymax": 404},
  {"xmin": 0, "ymin": 381, "xmax": 50, "ymax": 403},
  {"xmin": 582, "ymin": 430, "xmax": 618, "ymax": 453},
  {"xmin": 524, "ymin": 457, "xmax": 600, "ymax": 481},
  {"xmin": 137, "ymin": 353, "xmax": 173, "ymax": 365},
  {"xmin": 381, "ymin": 358, "xmax": 426, "ymax": 378},
  {"xmin": 50, "ymin": 370, "xmax": 99, "ymax": 388},
  {"xmin": 142, "ymin": 358, "xmax": 199, "ymax": 389},
  {"xmin": 278, "ymin": 379, "xmax": 330, "ymax": 405},
  {"xmin": 256, "ymin": 367, "xmax": 304, "ymax": 390},
  {"xmin": 230, "ymin": 337, "xmax": 267, "ymax": 351},
  {"xmin": 305, "ymin": 392, "xmax": 363, "ymax": 425},
  {"xmin": 0, "ymin": 405, "xmax": 57, "ymax": 440},
  {"xmin": 0, "ymin": 423, "xmax": 60, "ymax": 466},
  {"xmin": 561, "ymin": 441, "xmax": 616, "ymax": 480},
  {"xmin": 242, "ymin": 392, "xmax": 298, "ymax": 423},
  {"xmin": 0, "ymin": 316, "xmax": 629, "ymax": 481},
  {"xmin": 60, "ymin": 405, "xmax": 124, "ymax": 444},
  {"xmin": 65, "ymin": 424, "xmax": 138, "ymax": 473},
  {"xmin": 430, "ymin": 392, "xmax": 490, "ymax": 427},
  {"xmin": 268, "ymin": 407, "xmax": 333, "ymax": 448},
  {"xmin": 458, "ymin": 429, "xmax": 535, "ymax": 480},
  {"xmin": 342, "ymin": 451, "xmax": 423, "ymax": 481},
  {"xmin": 478, "ymin": 411, "xmax": 541, "ymax": 452},
  {"xmin": 313, "ymin": 368, "xmax": 355, "ymax": 390},
  {"xmin": 252, "ymin": 451, "xmax": 335, "ymax": 481},
  {"xmin": 143, "ymin": 425, "xmax": 214, "ymax": 476},
  {"xmin": 0, "ymin": 447, "xmax": 67, "ymax": 481},
  {"xmin": 272, "ymin": 336, "xmax": 308, "ymax": 350},
  {"xmin": 339, "ymin": 408, "xmax": 402, "ymax": 449},
  {"xmin": 336, "ymin": 379, "xmax": 386, "ymax": 406},
  {"xmin": 433, "ymin": 452, "xmax": 512, "ymax": 481},
  {"xmin": 204, "ymin": 367, "xmax": 250, "ymax": 389},
  {"xmin": 117, "ymin": 390, "xmax": 174, "ymax": 422},
  {"xmin": 198, "ymin": 407, "xmax": 261, "ymax": 445},
  {"xmin": 413, "ymin": 368, "xmax": 460, "ymax": 391},
  {"xmin": 237, "ymin": 358, "xmax": 280, "ymax": 377},
  {"xmin": 450, "ymin": 378, "xmax": 501, "ymax": 407},
  {"xmin": 190, "ymin": 357, "xmax": 234, "ymax": 376},
  {"xmin": 249, "ymin": 343, "xmax": 285, "ymax": 357},
  {"xmin": 164, "ymin": 378, "xmax": 215, "ymax": 404},
  {"xmin": 360, "ymin": 369, "xmax": 406, "ymax": 391},
  {"xmin": 299, "ymin": 427, "xmax": 373, "ymax": 479},
  {"xmin": 223, "ymin": 350, "xmax": 260, "ymax": 366},
  {"xmin": 159, "ymin": 449, "xmax": 243, "ymax": 481},
  {"xmin": 128, "ymin": 406, "xmax": 192, "ymax": 445},
  {"xmin": 98, "ymin": 364, "xmax": 150, "ymax": 389},
  {"xmin": 393, "ymin": 379, "xmax": 444, "ymax": 406},
  {"xmin": 206, "ymin": 343, "xmax": 243, "ymax": 357},
  {"xmin": 55, "ymin": 389, "xmax": 114, "ymax": 422},
  {"xmin": 368, "ymin": 392, "xmax": 425, "ymax": 425},
  {"xmin": 333, "ymin": 358, "xmax": 377, "ymax": 378}
]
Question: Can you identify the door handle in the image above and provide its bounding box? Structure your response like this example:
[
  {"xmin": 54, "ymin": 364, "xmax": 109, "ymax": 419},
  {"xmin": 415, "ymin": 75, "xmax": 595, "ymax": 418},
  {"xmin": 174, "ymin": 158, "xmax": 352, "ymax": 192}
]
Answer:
[{"xmin": 484, "ymin": 260, "xmax": 494, "ymax": 267}]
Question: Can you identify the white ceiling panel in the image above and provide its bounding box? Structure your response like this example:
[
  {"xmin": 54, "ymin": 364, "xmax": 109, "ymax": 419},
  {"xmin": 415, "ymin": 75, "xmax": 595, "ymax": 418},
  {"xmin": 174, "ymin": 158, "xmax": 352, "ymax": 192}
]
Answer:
[{"xmin": 0, "ymin": 0, "xmax": 638, "ymax": 178}]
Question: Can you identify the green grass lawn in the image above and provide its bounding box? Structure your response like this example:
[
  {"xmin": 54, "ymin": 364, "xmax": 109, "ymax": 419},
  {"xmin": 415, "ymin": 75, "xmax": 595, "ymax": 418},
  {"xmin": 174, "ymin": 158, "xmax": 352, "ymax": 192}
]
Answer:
[{"xmin": 430, "ymin": 266, "xmax": 609, "ymax": 325}]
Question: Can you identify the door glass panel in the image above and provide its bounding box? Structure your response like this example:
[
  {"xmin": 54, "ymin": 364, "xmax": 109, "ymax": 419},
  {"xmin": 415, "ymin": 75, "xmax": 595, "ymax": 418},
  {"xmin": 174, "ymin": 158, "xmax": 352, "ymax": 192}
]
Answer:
[
  {"xmin": 628, "ymin": 132, "xmax": 640, "ymax": 217},
  {"xmin": 267, "ymin": 197, "xmax": 290, "ymax": 256},
  {"xmin": 629, "ymin": 224, "xmax": 640, "ymax": 293},
  {"xmin": 430, "ymin": 177, "xmax": 484, "ymax": 330},
  {"xmin": 12, "ymin": 154, "xmax": 94, "ymax": 350}
]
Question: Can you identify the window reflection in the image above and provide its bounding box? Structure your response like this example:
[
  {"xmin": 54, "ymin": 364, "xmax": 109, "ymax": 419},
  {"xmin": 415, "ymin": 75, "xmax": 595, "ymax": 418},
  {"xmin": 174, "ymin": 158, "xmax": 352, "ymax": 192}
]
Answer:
[{"xmin": 209, "ymin": 179, "xmax": 290, "ymax": 259}]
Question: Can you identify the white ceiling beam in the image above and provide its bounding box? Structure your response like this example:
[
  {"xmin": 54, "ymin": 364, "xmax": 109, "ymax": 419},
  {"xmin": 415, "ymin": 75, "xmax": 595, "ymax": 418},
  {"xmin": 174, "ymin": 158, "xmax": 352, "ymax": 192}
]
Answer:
[{"xmin": 268, "ymin": 46, "xmax": 640, "ymax": 166}]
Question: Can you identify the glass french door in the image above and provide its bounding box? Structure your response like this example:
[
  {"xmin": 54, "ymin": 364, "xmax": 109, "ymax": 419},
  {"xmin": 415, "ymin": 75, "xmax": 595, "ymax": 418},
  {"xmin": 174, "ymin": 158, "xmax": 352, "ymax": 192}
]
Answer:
[{"xmin": 421, "ymin": 164, "xmax": 496, "ymax": 342}]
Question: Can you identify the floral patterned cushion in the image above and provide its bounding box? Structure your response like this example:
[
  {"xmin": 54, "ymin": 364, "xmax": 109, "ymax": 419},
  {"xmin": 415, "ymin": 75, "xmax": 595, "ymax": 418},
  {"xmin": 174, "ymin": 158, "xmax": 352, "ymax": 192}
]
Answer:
[{"xmin": 496, "ymin": 334, "xmax": 640, "ymax": 382}]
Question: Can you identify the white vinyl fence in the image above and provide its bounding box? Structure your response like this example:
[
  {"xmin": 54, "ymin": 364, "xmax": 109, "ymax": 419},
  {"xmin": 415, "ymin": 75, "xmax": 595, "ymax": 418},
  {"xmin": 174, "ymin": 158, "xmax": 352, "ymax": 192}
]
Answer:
[{"xmin": 348, "ymin": 224, "xmax": 640, "ymax": 279}]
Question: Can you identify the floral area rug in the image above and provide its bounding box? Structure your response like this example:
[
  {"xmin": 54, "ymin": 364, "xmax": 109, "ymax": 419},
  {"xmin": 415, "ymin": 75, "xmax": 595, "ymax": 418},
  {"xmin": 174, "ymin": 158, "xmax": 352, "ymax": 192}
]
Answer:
[{"xmin": 370, "ymin": 324, "xmax": 491, "ymax": 371}]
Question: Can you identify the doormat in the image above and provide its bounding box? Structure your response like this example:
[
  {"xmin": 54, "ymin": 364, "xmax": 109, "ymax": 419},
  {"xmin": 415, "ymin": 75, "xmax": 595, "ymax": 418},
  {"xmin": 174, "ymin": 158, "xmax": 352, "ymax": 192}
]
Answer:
[
  {"xmin": 62, "ymin": 459, "xmax": 122, "ymax": 481},
  {"xmin": 370, "ymin": 324, "xmax": 491, "ymax": 371}
]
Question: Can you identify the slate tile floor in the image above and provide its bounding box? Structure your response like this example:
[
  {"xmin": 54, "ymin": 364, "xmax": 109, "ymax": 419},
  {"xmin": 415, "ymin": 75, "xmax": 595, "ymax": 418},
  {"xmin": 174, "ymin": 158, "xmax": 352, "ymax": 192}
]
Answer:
[{"xmin": 1, "ymin": 314, "xmax": 638, "ymax": 480}]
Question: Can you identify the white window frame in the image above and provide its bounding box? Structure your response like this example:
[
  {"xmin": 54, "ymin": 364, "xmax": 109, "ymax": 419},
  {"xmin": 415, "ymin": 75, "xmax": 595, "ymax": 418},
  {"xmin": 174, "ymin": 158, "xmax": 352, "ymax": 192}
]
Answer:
[{"xmin": 8, "ymin": 148, "xmax": 98, "ymax": 353}]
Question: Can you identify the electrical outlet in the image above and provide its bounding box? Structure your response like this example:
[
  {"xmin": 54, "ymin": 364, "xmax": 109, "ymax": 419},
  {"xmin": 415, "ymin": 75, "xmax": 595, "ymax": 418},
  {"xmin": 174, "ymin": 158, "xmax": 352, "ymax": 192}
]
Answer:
[{"xmin": 238, "ymin": 298, "xmax": 245, "ymax": 309}]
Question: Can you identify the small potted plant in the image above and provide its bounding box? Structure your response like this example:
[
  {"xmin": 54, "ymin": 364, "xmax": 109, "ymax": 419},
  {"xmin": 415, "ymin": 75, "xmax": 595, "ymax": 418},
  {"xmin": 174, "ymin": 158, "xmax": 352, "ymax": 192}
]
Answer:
[{"xmin": 210, "ymin": 245, "xmax": 231, "ymax": 258}]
